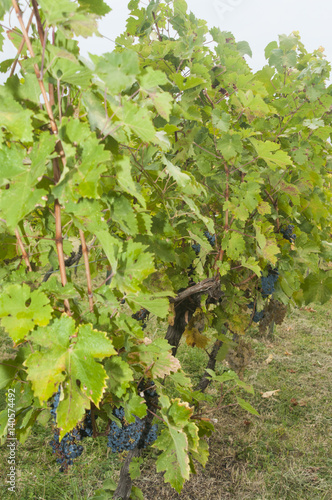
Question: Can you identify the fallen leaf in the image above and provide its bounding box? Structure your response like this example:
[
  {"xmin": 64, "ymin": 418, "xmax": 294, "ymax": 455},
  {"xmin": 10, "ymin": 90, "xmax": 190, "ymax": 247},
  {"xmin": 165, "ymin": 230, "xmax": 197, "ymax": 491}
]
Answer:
[
  {"xmin": 290, "ymin": 398, "xmax": 298, "ymax": 406},
  {"xmin": 261, "ymin": 389, "xmax": 280, "ymax": 398},
  {"xmin": 288, "ymin": 369, "xmax": 297, "ymax": 373},
  {"xmin": 264, "ymin": 354, "xmax": 274, "ymax": 364},
  {"xmin": 298, "ymin": 400, "xmax": 307, "ymax": 407},
  {"xmin": 300, "ymin": 307, "xmax": 317, "ymax": 313},
  {"xmin": 284, "ymin": 351, "xmax": 292, "ymax": 356}
]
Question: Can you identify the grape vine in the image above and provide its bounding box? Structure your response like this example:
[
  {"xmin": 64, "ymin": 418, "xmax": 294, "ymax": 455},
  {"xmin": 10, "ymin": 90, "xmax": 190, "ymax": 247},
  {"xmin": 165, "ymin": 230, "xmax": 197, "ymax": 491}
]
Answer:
[{"xmin": 0, "ymin": 1, "xmax": 331, "ymax": 498}]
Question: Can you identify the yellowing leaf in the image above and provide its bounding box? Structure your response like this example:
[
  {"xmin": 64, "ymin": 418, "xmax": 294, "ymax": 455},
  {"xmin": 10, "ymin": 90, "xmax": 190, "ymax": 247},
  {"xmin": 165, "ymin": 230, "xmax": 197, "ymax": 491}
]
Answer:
[{"xmin": 184, "ymin": 327, "xmax": 209, "ymax": 349}]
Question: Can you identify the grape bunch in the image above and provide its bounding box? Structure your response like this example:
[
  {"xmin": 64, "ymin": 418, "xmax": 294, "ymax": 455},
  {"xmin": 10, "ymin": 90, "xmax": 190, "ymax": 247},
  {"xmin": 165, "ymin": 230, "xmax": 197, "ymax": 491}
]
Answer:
[
  {"xmin": 191, "ymin": 243, "xmax": 201, "ymax": 255},
  {"xmin": 49, "ymin": 428, "xmax": 84, "ymax": 472},
  {"xmin": 204, "ymin": 231, "xmax": 216, "ymax": 247},
  {"xmin": 261, "ymin": 268, "xmax": 279, "ymax": 298},
  {"xmin": 49, "ymin": 388, "xmax": 84, "ymax": 472},
  {"xmin": 79, "ymin": 410, "xmax": 95, "ymax": 438},
  {"xmin": 107, "ymin": 380, "xmax": 159, "ymax": 453},
  {"xmin": 132, "ymin": 307, "xmax": 149, "ymax": 330},
  {"xmin": 248, "ymin": 302, "xmax": 265, "ymax": 323},
  {"xmin": 107, "ymin": 407, "xmax": 146, "ymax": 452},
  {"xmin": 280, "ymin": 224, "xmax": 296, "ymax": 243}
]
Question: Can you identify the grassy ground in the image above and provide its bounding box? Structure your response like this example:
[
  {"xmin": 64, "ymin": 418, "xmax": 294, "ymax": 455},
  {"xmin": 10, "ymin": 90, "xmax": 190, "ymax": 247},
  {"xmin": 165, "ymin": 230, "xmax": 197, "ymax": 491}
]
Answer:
[{"xmin": 0, "ymin": 302, "xmax": 331, "ymax": 500}]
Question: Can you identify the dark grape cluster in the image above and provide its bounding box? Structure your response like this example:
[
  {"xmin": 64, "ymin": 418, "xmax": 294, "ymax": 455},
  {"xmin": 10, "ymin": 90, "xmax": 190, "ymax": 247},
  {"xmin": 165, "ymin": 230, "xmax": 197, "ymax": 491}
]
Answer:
[
  {"xmin": 79, "ymin": 410, "xmax": 94, "ymax": 438},
  {"xmin": 107, "ymin": 380, "xmax": 159, "ymax": 453},
  {"xmin": 49, "ymin": 389, "xmax": 97, "ymax": 472},
  {"xmin": 204, "ymin": 231, "xmax": 216, "ymax": 247},
  {"xmin": 261, "ymin": 268, "xmax": 279, "ymax": 298},
  {"xmin": 280, "ymin": 224, "xmax": 296, "ymax": 243},
  {"xmin": 191, "ymin": 243, "xmax": 201, "ymax": 255},
  {"xmin": 107, "ymin": 407, "xmax": 146, "ymax": 452},
  {"xmin": 253, "ymin": 310, "xmax": 265, "ymax": 322},
  {"xmin": 191, "ymin": 232, "xmax": 216, "ymax": 256},
  {"xmin": 248, "ymin": 302, "xmax": 265, "ymax": 323},
  {"xmin": 132, "ymin": 307, "xmax": 149, "ymax": 330},
  {"xmin": 49, "ymin": 388, "xmax": 84, "ymax": 472},
  {"xmin": 49, "ymin": 428, "xmax": 84, "ymax": 472}
]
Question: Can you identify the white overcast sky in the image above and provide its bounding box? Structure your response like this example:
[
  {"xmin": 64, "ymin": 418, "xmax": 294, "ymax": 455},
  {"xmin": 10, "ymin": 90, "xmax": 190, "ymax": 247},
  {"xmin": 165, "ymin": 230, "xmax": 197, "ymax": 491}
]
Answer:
[{"xmin": 1, "ymin": 0, "xmax": 332, "ymax": 78}]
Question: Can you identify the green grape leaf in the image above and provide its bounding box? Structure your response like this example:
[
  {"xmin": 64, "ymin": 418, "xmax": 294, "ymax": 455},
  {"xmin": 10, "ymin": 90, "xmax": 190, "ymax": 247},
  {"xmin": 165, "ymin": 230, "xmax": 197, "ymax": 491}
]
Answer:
[
  {"xmin": 0, "ymin": 360, "xmax": 18, "ymax": 389},
  {"xmin": 127, "ymin": 294, "xmax": 170, "ymax": 318},
  {"xmin": 77, "ymin": 0, "xmax": 111, "ymax": 16},
  {"xmin": 123, "ymin": 395, "xmax": 147, "ymax": 422},
  {"xmin": 150, "ymin": 92, "xmax": 173, "ymax": 120},
  {"xmin": 25, "ymin": 316, "xmax": 116, "ymax": 431},
  {"xmin": 37, "ymin": 0, "xmax": 78, "ymax": 24},
  {"xmin": 0, "ymin": 145, "xmax": 25, "ymax": 185},
  {"xmin": 18, "ymin": 73, "xmax": 42, "ymax": 103},
  {"xmin": 115, "ymin": 157, "xmax": 146, "ymax": 208},
  {"xmin": 302, "ymin": 272, "xmax": 332, "ymax": 305},
  {"xmin": 0, "ymin": 90, "xmax": 33, "ymax": 142},
  {"xmin": 139, "ymin": 67, "xmax": 168, "ymax": 90},
  {"xmin": 154, "ymin": 398, "xmax": 195, "ymax": 492},
  {"xmin": 155, "ymin": 427, "xmax": 189, "ymax": 492},
  {"xmin": 95, "ymin": 230, "xmax": 122, "ymax": 275},
  {"xmin": 112, "ymin": 241, "xmax": 155, "ymax": 293},
  {"xmin": 132, "ymin": 339, "xmax": 181, "ymax": 378},
  {"xmin": 0, "ymin": 0, "xmax": 12, "ymax": 18},
  {"xmin": 212, "ymin": 109, "xmax": 230, "ymax": 132},
  {"xmin": 119, "ymin": 101, "xmax": 156, "ymax": 142},
  {"xmin": 237, "ymin": 40, "xmax": 252, "ymax": 57},
  {"xmin": 92, "ymin": 50, "xmax": 139, "ymax": 94},
  {"xmin": 250, "ymin": 138, "xmax": 293, "ymax": 169},
  {"xmin": 49, "ymin": 52, "xmax": 92, "ymax": 87},
  {"xmin": 236, "ymin": 396, "xmax": 259, "ymax": 416},
  {"xmin": 172, "ymin": 73, "xmax": 205, "ymax": 91},
  {"xmin": 0, "ymin": 284, "xmax": 52, "ymax": 344},
  {"xmin": 217, "ymin": 133, "xmax": 243, "ymax": 160},
  {"xmin": 222, "ymin": 232, "xmax": 245, "ymax": 260},
  {"xmin": 53, "ymin": 133, "xmax": 109, "ymax": 201},
  {"xmin": 0, "ymin": 172, "xmax": 47, "ymax": 229},
  {"xmin": 105, "ymin": 356, "xmax": 134, "ymax": 398}
]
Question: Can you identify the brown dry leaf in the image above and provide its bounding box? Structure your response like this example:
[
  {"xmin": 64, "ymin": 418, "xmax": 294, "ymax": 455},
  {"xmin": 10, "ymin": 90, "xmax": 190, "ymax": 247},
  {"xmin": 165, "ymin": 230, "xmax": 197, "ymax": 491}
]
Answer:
[
  {"xmin": 288, "ymin": 369, "xmax": 297, "ymax": 373},
  {"xmin": 284, "ymin": 351, "xmax": 292, "ymax": 356},
  {"xmin": 261, "ymin": 389, "xmax": 280, "ymax": 398},
  {"xmin": 300, "ymin": 307, "xmax": 317, "ymax": 313},
  {"xmin": 298, "ymin": 400, "xmax": 307, "ymax": 407},
  {"xmin": 290, "ymin": 398, "xmax": 298, "ymax": 406},
  {"xmin": 264, "ymin": 354, "xmax": 274, "ymax": 364},
  {"xmin": 185, "ymin": 327, "xmax": 209, "ymax": 349}
]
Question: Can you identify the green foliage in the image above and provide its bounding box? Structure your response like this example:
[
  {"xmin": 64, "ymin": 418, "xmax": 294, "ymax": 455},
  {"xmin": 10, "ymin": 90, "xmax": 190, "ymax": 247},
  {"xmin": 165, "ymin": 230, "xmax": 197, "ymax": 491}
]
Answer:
[{"xmin": 0, "ymin": 0, "xmax": 331, "ymax": 496}]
